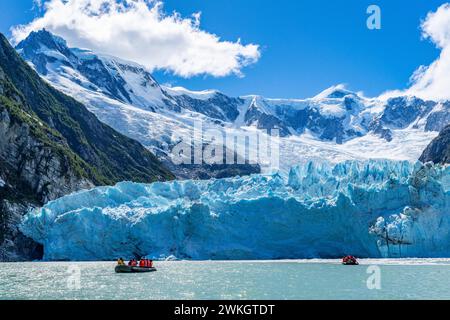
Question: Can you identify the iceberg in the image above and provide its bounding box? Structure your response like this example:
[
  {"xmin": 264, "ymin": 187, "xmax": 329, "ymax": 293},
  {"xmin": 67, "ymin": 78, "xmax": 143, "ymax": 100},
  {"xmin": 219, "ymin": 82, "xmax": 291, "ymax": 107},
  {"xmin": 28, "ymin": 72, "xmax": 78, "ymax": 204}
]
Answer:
[{"xmin": 21, "ymin": 160, "xmax": 450, "ymax": 261}]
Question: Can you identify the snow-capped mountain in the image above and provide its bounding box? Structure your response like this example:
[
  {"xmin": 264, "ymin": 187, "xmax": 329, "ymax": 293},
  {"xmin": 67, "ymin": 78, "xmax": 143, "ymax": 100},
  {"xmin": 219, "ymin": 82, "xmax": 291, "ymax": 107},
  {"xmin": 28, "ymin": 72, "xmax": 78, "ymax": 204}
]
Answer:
[{"xmin": 16, "ymin": 30, "xmax": 449, "ymax": 175}]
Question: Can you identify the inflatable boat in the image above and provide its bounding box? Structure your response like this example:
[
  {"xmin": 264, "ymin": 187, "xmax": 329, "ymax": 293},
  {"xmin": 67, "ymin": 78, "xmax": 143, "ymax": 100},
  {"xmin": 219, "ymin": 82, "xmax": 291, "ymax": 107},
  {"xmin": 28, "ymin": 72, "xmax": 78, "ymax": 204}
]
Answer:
[
  {"xmin": 115, "ymin": 265, "xmax": 157, "ymax": 273},
  {"xmin": 342, "ymin": 260, "xmax": 359, "ymax": 265}
]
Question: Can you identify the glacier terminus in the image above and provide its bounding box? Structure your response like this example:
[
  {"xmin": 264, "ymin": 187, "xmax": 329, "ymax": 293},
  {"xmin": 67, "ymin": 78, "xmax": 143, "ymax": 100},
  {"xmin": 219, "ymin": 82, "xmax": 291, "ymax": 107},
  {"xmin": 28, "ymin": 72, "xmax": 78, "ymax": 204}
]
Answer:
[{"xmin": 21, "ymin": 160, "xmax": 450, "ymax": 261}]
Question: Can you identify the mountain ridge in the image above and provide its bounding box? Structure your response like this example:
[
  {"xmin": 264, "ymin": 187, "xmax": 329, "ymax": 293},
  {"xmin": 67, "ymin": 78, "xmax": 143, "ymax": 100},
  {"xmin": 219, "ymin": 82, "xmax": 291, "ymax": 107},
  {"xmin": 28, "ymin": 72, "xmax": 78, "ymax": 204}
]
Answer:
[{"xmin": 15, "ymin": 30, "xmax": 450, "ymax": 172}]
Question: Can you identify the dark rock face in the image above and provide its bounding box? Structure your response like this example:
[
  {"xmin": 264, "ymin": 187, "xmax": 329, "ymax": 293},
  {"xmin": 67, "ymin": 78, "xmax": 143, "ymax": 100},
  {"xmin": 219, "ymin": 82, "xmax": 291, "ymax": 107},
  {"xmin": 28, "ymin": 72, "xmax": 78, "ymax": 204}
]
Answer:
[
  {"xmin": 280, "ymin": 109, "xmax": 309, "ymax": 134},
  {"xmin": 0, "ymin": 200, "xmax": 43, "ymax": 261},
  {"xmin": 0, "ymin": 105, "xmax": 93, "ymax": 201},
  {"xmin": 369, "ymin": 119, "xmax": 393, "ymax": 142},
  {"xmin": 379, "ymin": 97, "xmax": 436, "ymax": 129},
  {"xmin": 78, "ymin": 57, "xmax": 133, "ymax": 103},
  {"xmin": 425, "ymin": 102, "xmax": 450, "ymax": 132},
  {"xmin": 419, "ymin": 125, "xmax": 450, "ymax": 164},
  {"xmin": 161, "ymin": 143, "xmax": 261, "ymax": 180},
  {"xmin": 0, "ymin": 102, "xmax": 92, "ymax": 261},
  {"xmin": 171, "ymin": 92, "xmax": 242, "ymax": 123},
  {"xmin": 309, "ymin": 113, "xmax": 346, "ymax": 144},
  {"xmin": 244, "ymin": 104, "xmax": 291, "ymax": 137},
  {"xmin": 366, "ymin": 97, "xmax": 450, "ymax": 141},
  {"xmin": 164, "ymin": 161, "xmax": 261, "ymax": 180}
]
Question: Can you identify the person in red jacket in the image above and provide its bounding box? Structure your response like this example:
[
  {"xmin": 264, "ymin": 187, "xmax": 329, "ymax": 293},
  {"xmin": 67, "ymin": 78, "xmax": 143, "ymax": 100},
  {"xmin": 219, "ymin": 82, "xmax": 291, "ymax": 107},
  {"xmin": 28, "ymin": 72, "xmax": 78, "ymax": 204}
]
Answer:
[{"xmin": 130, "ymin": 259, "xmax": 137, "ymax": 266}]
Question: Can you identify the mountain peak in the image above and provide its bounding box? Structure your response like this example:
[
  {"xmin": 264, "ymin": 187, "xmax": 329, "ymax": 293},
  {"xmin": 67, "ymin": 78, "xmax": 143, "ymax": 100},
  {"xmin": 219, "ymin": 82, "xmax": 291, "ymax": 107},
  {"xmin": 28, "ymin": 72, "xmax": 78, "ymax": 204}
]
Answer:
[
  {"xmin": 16, "ymin": 29, "xmax": 68, "ymax": 52},
  {"xmin": 313, "ymin": 85, "xmax": 355, "ymax": 100},
  {"xmin": 14, "ymin": 29, "xmax": 75, "ymax": 76}
]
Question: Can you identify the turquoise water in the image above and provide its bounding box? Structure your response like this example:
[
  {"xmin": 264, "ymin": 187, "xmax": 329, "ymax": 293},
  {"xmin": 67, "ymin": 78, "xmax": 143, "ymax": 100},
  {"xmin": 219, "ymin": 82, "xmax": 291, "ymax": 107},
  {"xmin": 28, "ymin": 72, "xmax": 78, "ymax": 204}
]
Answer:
[{"xmin": 1, "ymin": 259, "xmax": 450, "ymax": 300}]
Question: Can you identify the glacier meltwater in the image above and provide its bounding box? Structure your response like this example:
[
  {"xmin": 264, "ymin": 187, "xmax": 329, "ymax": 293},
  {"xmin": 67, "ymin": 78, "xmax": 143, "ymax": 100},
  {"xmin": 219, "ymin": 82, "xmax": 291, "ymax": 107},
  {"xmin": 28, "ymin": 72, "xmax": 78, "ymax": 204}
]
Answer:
[{"xmin": 21, "ymin": 160, "xmax": 449, "ymax": 261}]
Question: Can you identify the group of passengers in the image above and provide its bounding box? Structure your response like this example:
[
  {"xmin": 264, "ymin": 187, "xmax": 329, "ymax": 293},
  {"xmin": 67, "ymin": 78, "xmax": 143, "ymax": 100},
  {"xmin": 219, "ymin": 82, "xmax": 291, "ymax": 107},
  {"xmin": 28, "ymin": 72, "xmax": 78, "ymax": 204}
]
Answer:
[{"xmin": 117, "ymin": 257, "xmax": 153, "ymax": 268}]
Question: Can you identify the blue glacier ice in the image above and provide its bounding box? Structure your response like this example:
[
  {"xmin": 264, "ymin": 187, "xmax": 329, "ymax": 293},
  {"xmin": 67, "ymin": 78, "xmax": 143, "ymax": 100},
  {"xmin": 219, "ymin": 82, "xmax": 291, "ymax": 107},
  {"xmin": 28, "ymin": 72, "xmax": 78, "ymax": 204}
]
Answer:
[{"xmin": 21, "ymin": 160, "xmax": 450, "ymax": 261}]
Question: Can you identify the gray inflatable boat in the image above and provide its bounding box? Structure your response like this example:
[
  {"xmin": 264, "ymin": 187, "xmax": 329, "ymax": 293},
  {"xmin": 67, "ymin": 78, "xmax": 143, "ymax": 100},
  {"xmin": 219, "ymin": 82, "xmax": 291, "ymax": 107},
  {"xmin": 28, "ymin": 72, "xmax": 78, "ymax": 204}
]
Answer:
[{"xmin": 115, "ymin": 265, "xmax": 157, "ymax": 273}]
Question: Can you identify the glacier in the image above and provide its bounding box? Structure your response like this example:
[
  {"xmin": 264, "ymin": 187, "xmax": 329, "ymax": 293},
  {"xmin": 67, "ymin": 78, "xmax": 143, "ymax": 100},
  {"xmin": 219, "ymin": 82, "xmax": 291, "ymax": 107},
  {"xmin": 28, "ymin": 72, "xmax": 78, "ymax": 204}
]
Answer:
[{"xmin": 21, "ymin": 160, "xmax": 449, "ymax": 261}]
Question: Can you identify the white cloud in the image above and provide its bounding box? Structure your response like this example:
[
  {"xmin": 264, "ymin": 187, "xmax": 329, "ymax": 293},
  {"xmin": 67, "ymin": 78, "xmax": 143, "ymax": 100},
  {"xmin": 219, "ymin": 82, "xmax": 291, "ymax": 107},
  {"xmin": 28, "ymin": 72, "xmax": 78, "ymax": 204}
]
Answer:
[
  {"xmin": 381, "ymin": 3, "xmax": 450, "ymax": 101},
  {"xmin": 12, "ymin": 0, "xmax": 260, "ymax": 78}
]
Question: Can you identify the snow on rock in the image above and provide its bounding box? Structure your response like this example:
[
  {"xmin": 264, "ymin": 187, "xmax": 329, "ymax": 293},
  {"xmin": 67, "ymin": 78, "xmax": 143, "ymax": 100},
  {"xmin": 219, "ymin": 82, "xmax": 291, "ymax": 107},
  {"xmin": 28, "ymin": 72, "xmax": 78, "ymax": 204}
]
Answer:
[
  {"xmin": 21, "ymin": 160, "xmax": 449, "ymax": 261},
  {"xmin": 163, "ymin": 86, "xmax": 218, "ymax": 101},
  {"xmin": 16, "ymin": 30, "xmax": 449, "ymax": 174}
]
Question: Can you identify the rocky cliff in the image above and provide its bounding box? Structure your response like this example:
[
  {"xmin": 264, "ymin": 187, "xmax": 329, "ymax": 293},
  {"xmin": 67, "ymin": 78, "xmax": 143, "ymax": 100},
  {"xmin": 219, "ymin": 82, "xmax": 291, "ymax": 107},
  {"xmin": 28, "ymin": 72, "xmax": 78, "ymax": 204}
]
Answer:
[
  {"xmin": 420, "ymin": 125, "xmax": 450, "ymax": 164},
  {"xmin": 0, "ymin": 88, "xmax": 92, "ymax": 260}
]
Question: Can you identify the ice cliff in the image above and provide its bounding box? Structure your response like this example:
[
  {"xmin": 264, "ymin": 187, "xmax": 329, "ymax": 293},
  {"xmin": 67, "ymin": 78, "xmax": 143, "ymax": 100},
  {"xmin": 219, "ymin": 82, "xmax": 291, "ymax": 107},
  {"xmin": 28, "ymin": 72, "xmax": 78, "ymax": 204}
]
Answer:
[{"xmin": 21, "ymin": 160, "xmax": 450, "ymax": 261}]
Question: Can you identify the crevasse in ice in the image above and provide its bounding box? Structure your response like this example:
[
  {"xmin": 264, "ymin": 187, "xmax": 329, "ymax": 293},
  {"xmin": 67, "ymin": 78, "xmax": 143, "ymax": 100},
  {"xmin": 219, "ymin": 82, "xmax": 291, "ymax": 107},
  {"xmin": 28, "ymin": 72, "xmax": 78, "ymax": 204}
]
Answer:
[{"xmin": 21, "ymin": 160, "xmax": 450, "ymax": 260}]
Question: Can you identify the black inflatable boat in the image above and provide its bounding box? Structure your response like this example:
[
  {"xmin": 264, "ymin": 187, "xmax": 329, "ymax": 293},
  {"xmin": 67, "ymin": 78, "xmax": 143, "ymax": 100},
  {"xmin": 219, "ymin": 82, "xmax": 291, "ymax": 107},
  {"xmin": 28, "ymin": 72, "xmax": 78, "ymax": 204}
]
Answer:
[{"xmin": 115, "ymin": 265, "xmax": 157, "ymax": 273}]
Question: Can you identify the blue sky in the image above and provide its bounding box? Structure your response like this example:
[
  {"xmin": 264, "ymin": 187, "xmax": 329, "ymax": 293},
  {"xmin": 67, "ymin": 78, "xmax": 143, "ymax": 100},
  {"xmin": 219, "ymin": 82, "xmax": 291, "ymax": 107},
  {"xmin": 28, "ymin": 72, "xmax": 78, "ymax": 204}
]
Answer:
[{"xmin": 1, "ymin": 0, "xmax": 448, "ymax": 98}]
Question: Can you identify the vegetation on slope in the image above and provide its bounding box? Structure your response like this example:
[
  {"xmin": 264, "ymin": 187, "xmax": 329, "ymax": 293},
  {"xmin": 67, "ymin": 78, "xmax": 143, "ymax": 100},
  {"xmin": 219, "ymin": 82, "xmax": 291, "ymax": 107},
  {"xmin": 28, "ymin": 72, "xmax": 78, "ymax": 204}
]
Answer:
[{"xmin": 0, "ymin": 33, "xmax": 174, "ymax": 185}]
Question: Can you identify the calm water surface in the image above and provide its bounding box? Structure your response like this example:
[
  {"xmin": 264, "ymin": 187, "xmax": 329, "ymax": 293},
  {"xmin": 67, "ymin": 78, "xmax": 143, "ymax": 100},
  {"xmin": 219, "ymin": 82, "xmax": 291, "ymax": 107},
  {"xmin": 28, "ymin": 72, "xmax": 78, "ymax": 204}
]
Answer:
[{"xmin": 1, "ymin": 259, "xmax": 450, "ymax": 300}]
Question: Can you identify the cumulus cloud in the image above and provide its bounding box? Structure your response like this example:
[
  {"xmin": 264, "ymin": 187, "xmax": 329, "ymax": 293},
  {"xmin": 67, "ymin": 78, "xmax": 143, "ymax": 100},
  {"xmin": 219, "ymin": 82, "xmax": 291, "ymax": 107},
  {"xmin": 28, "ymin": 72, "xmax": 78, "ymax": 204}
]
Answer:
[
  {"xmin": 381, "ymin": 3, "xmax": 450, "ymax": 101},
  {"xmin": 12, "ymin": 0, "xmax": 260, "ymax": 78}
]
